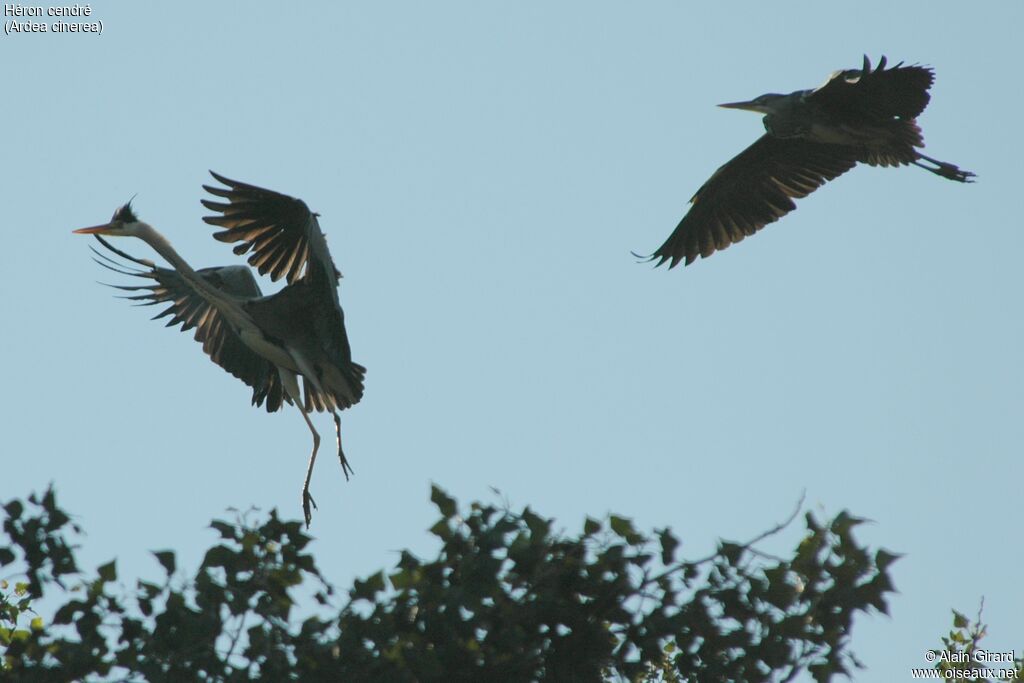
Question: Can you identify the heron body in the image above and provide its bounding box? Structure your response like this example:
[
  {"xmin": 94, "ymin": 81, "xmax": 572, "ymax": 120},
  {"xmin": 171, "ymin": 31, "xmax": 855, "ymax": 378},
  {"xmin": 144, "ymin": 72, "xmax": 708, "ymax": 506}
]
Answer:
[
  {"xmin": 75, "ymin": 172, "xmax": 364, "ymax": 525},
  {"xmin": 644, "ymin": 56, "xmax": 974, "ymax": 269}
]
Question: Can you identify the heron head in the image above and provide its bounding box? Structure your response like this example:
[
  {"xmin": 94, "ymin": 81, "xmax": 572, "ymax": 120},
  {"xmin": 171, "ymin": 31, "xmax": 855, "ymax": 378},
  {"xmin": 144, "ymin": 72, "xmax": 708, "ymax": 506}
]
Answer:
[
  {"xmin": 73, "ymin": 200, "xmax": 149, "ymax": 237},
  {"xmin": 718, "ymin": 93, "xmax": 788, "ymax": 115}
]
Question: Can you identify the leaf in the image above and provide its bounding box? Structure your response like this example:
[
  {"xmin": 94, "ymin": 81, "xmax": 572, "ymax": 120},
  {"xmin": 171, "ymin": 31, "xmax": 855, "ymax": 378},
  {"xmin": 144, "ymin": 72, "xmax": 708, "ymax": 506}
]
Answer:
[
  {"xmin": 830, "ymin": 510, "xmax": 866, "ymax": 536},
  {"xmin": 718, "ymin": 542, "xmax": 743, "ymax": 566},
  {"xmin": 396, "ymin": 550, "xmax": 421, "ymax": 571},
  {"xmin": 390, "ymin": 569, "xmax": 416, "ymax": 590},
  {"xmin": 804, "ymin": 511, "xmax": 822, "ymax": 534},
  {"xmin": 366, "ymin": 571, "xmax": 386, "ymax": 593},
  {"xmin": 3, "ymin": 500, "xmax": 23, "ymax": 520},
  {"xmin": 952, "ymin": 610, "xmax": 969, "ymax": 629},
  {"xmin": 351, "ymin": 572, "xmax": 387, "ymax": 600},
  {"xmin": 209, "ymin": 520, "xmax": 235, "ymax": 539},
  {"xmin": 137, "ymin": 580, "xmax": 161, "ymax": 598},
  {"xmin": 7, "ymin": 628, "xmax": 31, "ymax": 643},
  {"xmin": 522, "ymin": 508, "xmax": 550, "ymax": 539},
  {"xmin": 430, "ymin": 485, "xmax": 457, "ymax": 518},
  {"xmin": 202, "ymin": 545, "xmax": 236, "ymax": 570},
  {"xmin": 874, "ymin": 549, "xmax": 901, "ymax": 572},
  {"xmin": 609, "ymin": 515, "xmax": 636, "ymax": 539},
  {"xmin": 583, "ymin": 517, "xmax": 602, "ymax": 535},
  {"xmin": 509, "ymin": 531, "xmax": 529, "ymax": 557},
  {"xmin": 97, "ymin": 560, "xmax": 117, "ymax": 583},
  {"xmin": 428, "ymin": 519, "xmax": 451, "ymax": 540},
  {"xmin": 47, "ymin": 508, "xmax": 71, "ymax": 532},
  {"xmin": 658, "ymin": 529, "xmax": 680, "ymax": 565},
  {"xmin": 152, "ymin": 550, "xmax": 176, "ymax": 576},
  {"xmin": 53, "ymin": 601, "xmax": 83, "ymax": 625}
]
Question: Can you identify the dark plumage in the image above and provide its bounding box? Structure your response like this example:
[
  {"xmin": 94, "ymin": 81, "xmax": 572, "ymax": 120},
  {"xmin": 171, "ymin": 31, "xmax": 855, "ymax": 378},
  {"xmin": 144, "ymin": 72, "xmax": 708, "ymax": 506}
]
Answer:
[
  {"xmin": 643, "ymin": 56, "xmax": 974, "ymax": 270},
  {"xmin": 76, "ymin": 172, "xmax": 365, "ymax": 526},
  {"xmin": 91, "ymin": 236, "xmax": 288, "ymax": 412}
]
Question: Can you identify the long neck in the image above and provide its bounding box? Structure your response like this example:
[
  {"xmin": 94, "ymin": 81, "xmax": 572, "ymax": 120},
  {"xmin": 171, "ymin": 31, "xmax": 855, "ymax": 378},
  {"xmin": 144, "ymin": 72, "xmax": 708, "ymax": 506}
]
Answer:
[
  {"xmin": 136, "ymin": 224, "xmax": 242, "ymax": 311},
  {"xmin": 764, "ymin": 94, "xmax": 812, "ymax": 139}
]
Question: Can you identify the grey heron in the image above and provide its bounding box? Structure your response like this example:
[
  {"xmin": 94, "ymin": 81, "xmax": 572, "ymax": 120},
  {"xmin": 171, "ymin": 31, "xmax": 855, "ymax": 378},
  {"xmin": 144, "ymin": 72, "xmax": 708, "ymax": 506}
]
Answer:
[
  {"xmin": 74, "ymin": 172, "xmax": 365, "ymax": 526},
  {"xmin": 642, "ymin": 55, "xmax": 974, "ymax": 269}
]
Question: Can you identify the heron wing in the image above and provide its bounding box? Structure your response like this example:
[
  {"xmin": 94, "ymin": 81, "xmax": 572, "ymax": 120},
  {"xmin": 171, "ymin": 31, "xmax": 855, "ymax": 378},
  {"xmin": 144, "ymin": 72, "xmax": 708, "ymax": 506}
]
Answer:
[
  {"xmin": 810, "ymin": 55, "xmax": 934, "ymax": 121},
  {"xmin": 647, "ymin": 135, "xmax": 857, "ymax": 268},
  {"xmin": 201, "ymin": 172, "xmax": 361, "ymax": 413},
  {"xmin": 201, "ymin": 171, "xmax": 340, "ymax": 286},
  {"xmin": 302, "ymin": 361, "xmax": 367, "ymax": 413},
  {"xmin": 247, "ymin": 282, "xmax": 366, "ymax": 412},
  {"xmin": 91, "ymin": 236, "xmax": 288, "ymax": 412}
]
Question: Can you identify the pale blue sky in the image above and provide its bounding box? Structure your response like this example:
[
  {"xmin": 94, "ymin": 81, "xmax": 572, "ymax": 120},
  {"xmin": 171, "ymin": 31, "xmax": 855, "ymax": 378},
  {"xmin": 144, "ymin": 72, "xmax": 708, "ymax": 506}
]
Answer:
[{"xmin": 4, "ymin": 2, "xmax": 1022, "ymax": 679}]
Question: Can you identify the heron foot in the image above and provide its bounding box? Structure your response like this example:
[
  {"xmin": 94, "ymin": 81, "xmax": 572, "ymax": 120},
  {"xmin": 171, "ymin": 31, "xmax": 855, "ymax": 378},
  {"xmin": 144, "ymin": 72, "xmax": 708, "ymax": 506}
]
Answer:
[
  {"xmin": 338, "ymin": 446, "xmax": 354, "ymax": 481},
  {"xmin": 302, "ymin": 487, "xmax": 318, "ymax": 527},
  {"xmin": 934, "ymin": 163, "xmax": 975, "ymax": 183},
  {"xmin": 333, "ymin": 412, "xmax": 354, "ymax": 481},
  {"xmin": 915, "ymin": 155, "xmax": 976, "ymax": 183}
]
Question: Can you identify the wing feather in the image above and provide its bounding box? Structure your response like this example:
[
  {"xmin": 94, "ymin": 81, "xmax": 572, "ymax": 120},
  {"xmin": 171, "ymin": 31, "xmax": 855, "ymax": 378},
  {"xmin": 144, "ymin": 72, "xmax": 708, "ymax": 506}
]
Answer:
[
  {"xmin": 201, "ymin": 171, "xmax": 318, "ymax": 285},
  {"xmin": 647, "ymin": 135, "xmax": 857, "ymax": 268},
  {"xmin": 811, "ymin": 55, "xmax": 934, "ymax": 121},
  {"xmin": 90, "ymin": 236, "xmax": 288, "ymax": 412}
]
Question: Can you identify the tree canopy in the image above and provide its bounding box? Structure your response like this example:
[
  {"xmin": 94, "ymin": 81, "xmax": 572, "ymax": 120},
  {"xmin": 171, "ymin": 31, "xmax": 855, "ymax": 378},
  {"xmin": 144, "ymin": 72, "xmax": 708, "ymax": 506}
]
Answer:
[{"xmin": 2, "ymin": 485, "xmax": 899, "ymax": 682}]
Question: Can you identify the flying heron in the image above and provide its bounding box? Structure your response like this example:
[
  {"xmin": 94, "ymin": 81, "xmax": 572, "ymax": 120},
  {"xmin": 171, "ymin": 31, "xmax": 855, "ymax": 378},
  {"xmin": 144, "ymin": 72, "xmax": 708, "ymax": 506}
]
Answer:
[
  {"xmin": 641, "ymin": 56, "xmax": 974, "ymax": 269},
  {"xmin": 74, "ymin": 172, "xmax": 365, "ymax": 526}
]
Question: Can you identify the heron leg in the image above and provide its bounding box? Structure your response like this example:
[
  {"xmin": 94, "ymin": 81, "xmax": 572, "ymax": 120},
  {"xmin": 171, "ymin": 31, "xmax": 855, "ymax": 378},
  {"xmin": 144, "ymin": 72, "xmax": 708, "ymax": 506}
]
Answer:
[
  {"xmin": 297, "ymin": 405, "xmax": 321, "ymax": 527},
  {"xmin": 913, "ymin": 154, "xmax": 975, "ymax": 183},
  {"xmin": 279, "ymin": 366, "xmax": 321, "ymax": 527},
  {"xmin": 333, "ymin": 412, "xmax": 354, "ymax": 480},
  {"xmin": 287, "ymin": 347, "xmax": 355, "ymax": 487}
]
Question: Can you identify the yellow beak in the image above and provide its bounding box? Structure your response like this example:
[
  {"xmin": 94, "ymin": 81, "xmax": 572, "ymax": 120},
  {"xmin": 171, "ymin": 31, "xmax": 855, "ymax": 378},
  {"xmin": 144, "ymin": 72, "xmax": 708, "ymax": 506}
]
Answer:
[{"xmin": 73, "ymin": 222, "xmax": 117, "ymax": 235}]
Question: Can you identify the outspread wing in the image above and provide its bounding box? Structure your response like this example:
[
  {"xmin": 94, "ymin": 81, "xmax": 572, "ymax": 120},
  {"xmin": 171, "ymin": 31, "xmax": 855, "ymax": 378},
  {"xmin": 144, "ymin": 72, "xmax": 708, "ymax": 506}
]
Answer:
[
  {"xmin": 90, "ymin": 235, "xmax": 288, "ymax": 412},
  {"xmin": 647, "ymin": 135, "xmax": 858, "ymax": 268},
  {"xmin": 246, "ymin": 282, "xmax": 366, "ymax": 413},
  {"xmin": 201, "ymin": 171, "xmax": 340, "ymax": 286},
  {"xmin": 200, "ymin": 172, "xmax": 362, "ymax": 414},
  {"xmin": 811, "ymin": 55, "xmax": 934, "ymax": 121}
]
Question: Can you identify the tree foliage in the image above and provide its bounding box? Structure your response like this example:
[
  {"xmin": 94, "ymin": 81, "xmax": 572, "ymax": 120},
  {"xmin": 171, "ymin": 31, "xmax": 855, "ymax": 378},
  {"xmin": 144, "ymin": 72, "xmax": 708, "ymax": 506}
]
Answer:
[
  {"xmin": 1, "ymin": 486, "xmax": 898, "ymax": 682},
  {"xmin": 929, "ymin": 601, "xmax": 1023, "ymax": 682}
]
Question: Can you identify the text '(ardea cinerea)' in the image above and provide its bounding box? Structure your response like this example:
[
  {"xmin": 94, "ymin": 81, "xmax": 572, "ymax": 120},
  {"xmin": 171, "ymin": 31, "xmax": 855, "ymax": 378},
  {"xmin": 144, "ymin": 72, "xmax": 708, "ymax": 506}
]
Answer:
[
  {"xmin": 641, "ymin": 56, "xmax": 974, "ymax": 269},
  {"xmin": 74, "ymin": 172, "xmax": 365, "ymax": 526}
]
